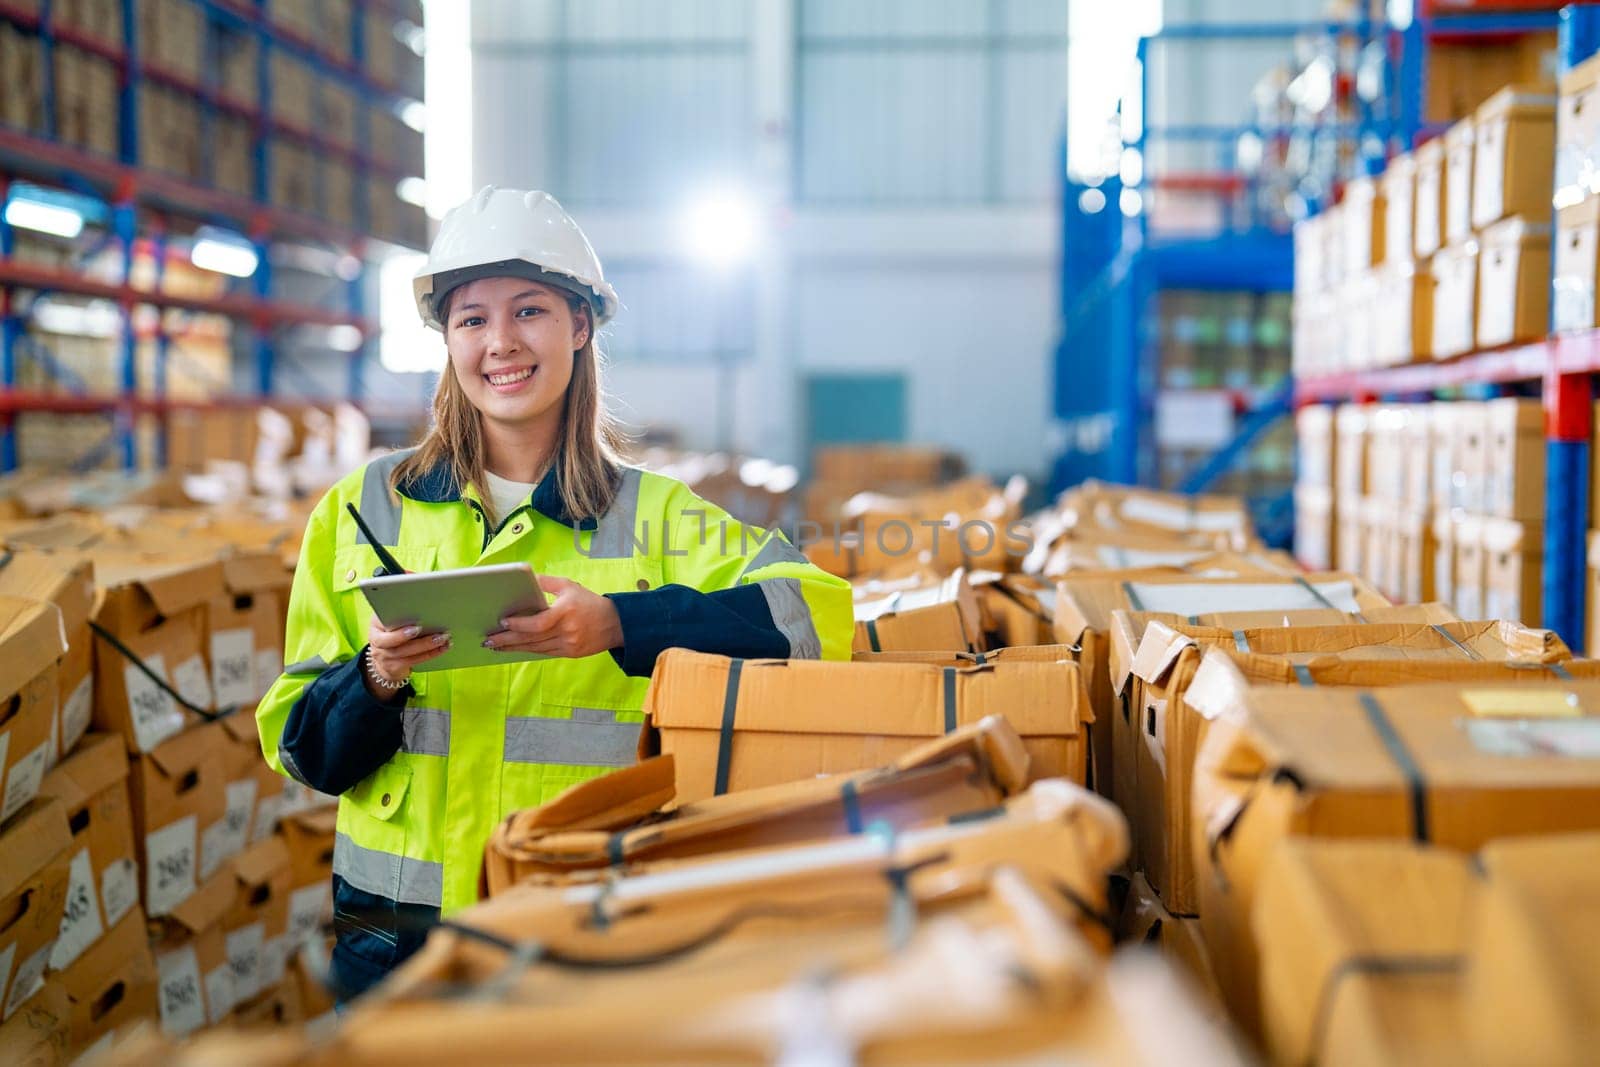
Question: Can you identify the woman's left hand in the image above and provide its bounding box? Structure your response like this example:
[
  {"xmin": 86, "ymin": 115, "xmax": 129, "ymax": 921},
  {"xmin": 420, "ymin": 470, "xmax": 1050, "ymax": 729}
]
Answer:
[{"xmin": 483, "ymin": 575, "xmax": 624, "ymax": 659}]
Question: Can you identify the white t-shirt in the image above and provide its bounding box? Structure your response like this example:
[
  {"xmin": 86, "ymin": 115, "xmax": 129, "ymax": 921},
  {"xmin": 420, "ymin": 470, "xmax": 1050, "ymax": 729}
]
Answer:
[{"xmin": 484, "ymin": 470, "xmax": 538, "ymax": 523}]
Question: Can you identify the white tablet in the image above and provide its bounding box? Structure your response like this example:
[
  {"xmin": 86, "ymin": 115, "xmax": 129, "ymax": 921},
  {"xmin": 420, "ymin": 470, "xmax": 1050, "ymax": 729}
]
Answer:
[{"xmin": 358, "ymin": 562, "xmax": 550, "ymax": 672}]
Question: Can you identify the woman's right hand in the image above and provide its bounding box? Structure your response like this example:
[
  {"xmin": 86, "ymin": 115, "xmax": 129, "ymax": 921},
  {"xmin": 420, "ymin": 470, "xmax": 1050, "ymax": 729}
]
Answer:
[{"xmin": 363, "ymin": 617, "xmax": 451, "ymax": 699}]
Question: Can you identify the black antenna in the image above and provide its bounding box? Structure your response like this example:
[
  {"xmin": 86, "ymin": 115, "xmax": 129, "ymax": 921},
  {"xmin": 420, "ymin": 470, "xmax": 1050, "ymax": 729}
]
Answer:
[{"xmin": 346, "ymin": 504, "xmax": 407, "ymax": 576}]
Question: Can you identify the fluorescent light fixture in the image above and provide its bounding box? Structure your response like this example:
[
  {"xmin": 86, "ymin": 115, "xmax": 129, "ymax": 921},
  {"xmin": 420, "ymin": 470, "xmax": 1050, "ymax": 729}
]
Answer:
[
  {"xmin": 396, "ymin": 177, "xmax": 427, "ymax": 208},
  {"xmin": 32, "ymin": 296, "xmax": 121, "ymax": 337},
  {"xmin": 423, "ymin": 0, "xmax": 470, "ymax": 221},
  {"xmin": 190, "ymin": 226, "xmax": 259, "ymax": 277},
  {"xmin": 5, "ymin": 194, "xmax": 84, "ymax": 239},
  {"xmin": 684, "ymin": 189, "xmax": 760, "ymax": 267}
]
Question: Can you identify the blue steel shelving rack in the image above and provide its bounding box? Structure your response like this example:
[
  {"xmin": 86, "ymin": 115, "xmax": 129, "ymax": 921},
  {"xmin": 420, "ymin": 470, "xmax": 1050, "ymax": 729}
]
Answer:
[{"xmin": 0, "ymin": 0, "xmax": 426, "ymax": 472}]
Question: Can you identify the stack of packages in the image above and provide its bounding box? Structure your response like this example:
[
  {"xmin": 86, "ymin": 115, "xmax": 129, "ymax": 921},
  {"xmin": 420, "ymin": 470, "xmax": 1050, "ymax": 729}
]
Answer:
[{"xmin": 0, "ymin": 504, "xmax": 340, "ymax": 1061}]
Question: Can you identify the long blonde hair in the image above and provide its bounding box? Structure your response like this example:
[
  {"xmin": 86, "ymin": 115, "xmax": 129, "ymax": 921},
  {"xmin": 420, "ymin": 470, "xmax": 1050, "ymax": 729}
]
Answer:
[{"xmin": 391, "ymin": 289, "xmax": 630, "ymax": 526}]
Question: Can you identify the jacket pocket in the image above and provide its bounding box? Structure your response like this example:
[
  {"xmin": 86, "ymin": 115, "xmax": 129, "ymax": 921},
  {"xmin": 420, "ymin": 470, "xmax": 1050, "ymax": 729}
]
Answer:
[{"xmin": 332, "ymin": 760, "xmax": 418, "ymax": 969}]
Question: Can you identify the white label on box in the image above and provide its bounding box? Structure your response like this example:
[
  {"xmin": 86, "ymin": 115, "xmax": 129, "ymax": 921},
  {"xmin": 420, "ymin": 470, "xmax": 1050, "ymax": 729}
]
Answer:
[
  {"xmin": 203, "ymin": 962, "xmax": 235, "ymax": 1025},
  {"xmin": 125, "ymin": 654, "xmax": 183, "ymax": 752},
  {"xmin": 61, "ymin": 675, "xmax": 93, "ymax": 756},
  {"xmin": 210, "ymin": 628, "xmax": 256, "ymax": 708},
  {"xmin": 4, "ymin": 943, "xmax": 52, "ymax": 1019},
  {"xmin": 100, "ymin": 857, "xmax": 138, "ymax": 929},
  {"xmin": 1123, "ymin": 580, "xmax": 1363, "ymax": 616},
  {"xmin": 254, "ymin": 648, "xmax": 284, "ymax": 702},
  {"xmin": 156, "ymin": 946, "xmax": 206, "ymax": 1036},
  {"xmin": 144, "ymin": 815, "xmax": 198, "ymax": 917},
  {"xmin": 225, "ymin": 922, "xmax": 265, "ymax": 1005},
  {"xmin": 0, "ymin": 741, "xmax": 50, "ymax": 824},
  {"xmin": 171, "ymin": 655, "xmax": 213, "ymax": 715},
  {"xmin": 1464, "ymin": 718, "xmax": 1600, "ymax": 757},
  {"xmin": 200, "ymin": 779, "xmax": 257, "ymax": 881},
  {"xmin": 50, "ymin": 847, "xmax": 105, "ymax": 970},
  {"xmin": 0, "ymin": 941, "xmax": 15, "ymax": 1022},
  {"xmin": 249, "ymin": 791, "xmax": 284, "ymax": 845},
  {"xmin": 288, "ymin": 882, "xmax": 332, "ymax": 944}
]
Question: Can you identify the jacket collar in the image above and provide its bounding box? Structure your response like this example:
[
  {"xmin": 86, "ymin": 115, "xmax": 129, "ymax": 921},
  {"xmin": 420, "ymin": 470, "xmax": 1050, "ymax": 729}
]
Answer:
[{"xmin": 395, "ymin": 457, "xmax": 603, "ymax": 531}]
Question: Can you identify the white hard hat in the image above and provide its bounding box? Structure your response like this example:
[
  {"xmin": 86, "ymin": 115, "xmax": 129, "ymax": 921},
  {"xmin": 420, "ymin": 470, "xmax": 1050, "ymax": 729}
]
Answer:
[{"xmin": 412, "ymin": 186, "xmax": 620, "ymax": 330}]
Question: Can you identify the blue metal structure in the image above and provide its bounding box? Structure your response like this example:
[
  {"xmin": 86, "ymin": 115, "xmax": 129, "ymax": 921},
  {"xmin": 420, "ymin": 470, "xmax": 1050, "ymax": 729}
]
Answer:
[{"xmin": 0, "ymin": 0, "xmax": 425, "ymax": 471}]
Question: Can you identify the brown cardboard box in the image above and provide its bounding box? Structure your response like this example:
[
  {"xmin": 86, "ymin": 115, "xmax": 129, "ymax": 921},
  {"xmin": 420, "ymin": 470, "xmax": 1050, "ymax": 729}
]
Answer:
[
  {"xmin": 974, "ymin": 574, "xmax": 1054, "ymax": 647},
  {"xmin": 1426, "ymin": 32, "xmax": 1557, "ymax": 126},
  {"xmin": 1400, "ymin": 405, "xmax": 1434, "ymax": 509},
  {"xmin": 0, "ymin": 798, "xmax": 71, "ymax": 1022},
  {"xmin": 221, "ymin": 712, "xmax": 283, "ymax": 849},
  {"xmin": 1484, "ymin": 397, "xmax": 1546, "ymax": 520},
  {"xmin": 1374, "ymin": 257, "xmax": 1434, "ymax": 364},
  {"xmin": 1333, "ymin": 404, "xmax": 1368, "ymax": 498},
  {"xmin": 1117, "ymin": 872, "xmax": 1224, "ymax": 1018},
  {"xmin": 151, "ymin": 868, "xmax": 236, "ymax": 1035},
  {"xmin": 1293, "ymin": 483, "xmax": 1335, "ymax": 572},
  {"xmin": 1433, "ymin": 511, "xmax": 1458, "ymax": 611},
  {"xmin": 205, "ymin": 550, "xmax": 290, "ymax": 716},
  {"xmin": 91, "ymin": 555, "xmax": 226, "ymax": 753},
  {"xmin": 0, "ymin": 596, "xmax": 65, "ymax": 825},
  {"xmin": 852, "ymin": 569, "xmax": 984, "ymax": 654},
  {"xmin": 1430, "ymin": 238, "xmax": 1479, "ymax": 358},
  {"xmin": 0, "ymin": 979, "xmax": 68, "ymax": 1064},
  {"xmin": 1122, "ymin": 621, "xmax": 1570, "ymax": 917},
  {"xmin": 128, "ymin": 722, "xmax": 228, "ymax": 918},
  {"xmin": 1080, "ymin": 485, "xmax": 1255, "ymax": 549},
  {"xmin": 1363, "ymin": 407, "xmax": 1402, "ymax": 502},
  {"xmin": 222, "ymin": 837, "xmax": 292, "ymax": 1008},
  {"xmin": 1295, "ymin": 404, "xmax": 1336, "ymax": 489},
  {"xmin": 1554, "ymin": 196, "xmax": 1600, "ymax": 332},
  {"xmin": 1472, "ymin": 88, "xmax": 1557, "ymax": 230},
  {"xmin": 58, "ymin": 907, "xmax": 157, "ymax": 1058},
  {"xmin": 1360, "ymin": 498, "xmax": 1394, "ymax": 599},
  {"xmin": 1253, "ymin": 840, "xmax": 1474, "ymax": 1066},
  {"xmin": 0, "ymin": 549, "xmax": 95, "ymax": 762},
  {"xmin": 279, "ymin": 807, "xmax": 335, "ymax": 946},
  {"xmin": 642, "ymin": 650, "xmax": 1091, "ymax": 802},
  {"xmin": 1341, "ymin": 175, "xmax": 1385, "ymax": 272},
  {"xmin": 1192, "ymin": 680, "xmax": 1600, "ymax": 1040},
  {"xmin": 38, "ymin": 735, "xmax": 138, "ymax": 972},
  {"xmin": 1444, "ymin": 118, "xmax": 1476, "ymax": 245},
  {"xmin": 485, "ymin": 717, "xmax": 1030, "ymax": 893},
  {"xmin": 1334, "ymin": 494, "xmax": 1364, "ymax": 578},
  {"xmin": 1464, "ymin": 833, "xmax": 1600, "ymax": 1066},
  {"xmin": 1381, "ymin": 152, "xmax": 1415, "ymax": 267},
  {"xmin": 1414, "ymin": 136, "xmax": 1448, "ymax": 259},
  {"xmin": 1395, "ymin": 506, "xmax": 1437, "ymax": 604},
  {"xmin": 1557, "ymin": 52, "xmax": 1600, "ymax": 202},
  {"xmin": 1452, "ymin": 401, "xmax": 1488, "ymax": 514},
  {"xmin": 1454, "ymin": 515, "xmax": 1487, "ymax": 619},
  {"xmin": 1476, "ymin": 216, "xmax": 1551, "ymax": 349},
  {"xmin": 1482, "ymin": 517, "xmax": 1543, "ymax": 626},
  {"xmin": 1429, "ymin": 404, "xmax": 1457, "ymax": 513}
]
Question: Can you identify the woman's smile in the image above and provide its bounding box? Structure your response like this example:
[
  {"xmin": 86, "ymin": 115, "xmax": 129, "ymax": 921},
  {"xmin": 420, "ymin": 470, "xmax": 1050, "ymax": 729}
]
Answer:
[{"xmin": 485, "ymin": 364, "xmax": 538, "ymax": 391}]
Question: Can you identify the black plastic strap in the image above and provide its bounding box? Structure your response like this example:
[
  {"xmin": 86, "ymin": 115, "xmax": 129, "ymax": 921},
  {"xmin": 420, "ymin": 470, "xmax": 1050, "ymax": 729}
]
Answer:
[
  {"xmin": 606, "ymin": 833, "xmax": 626, "ymax": 867},
  {"xmin": 1359, "ymin": 692, "xmax": 1429, "ymax": 842},
  {"xmin": 1294, "ymin": 575, "xmax": 1338, "ymax": 610},
  {"xmin": 1292, "ymin": 664, "xmax": 1315, "ymax": 687},
  {"xmin": 1233, "ymin": 630, "xmax": 1250, "ymax": 652},
  {"xmin": 88, "ymin": 620, "xmax": 235, "ymax": 722},
  {"xmin": 1431, "ymin": 625, "xmax": 1481, "ymax": 660},
  {"xmin": 972, "ymin": 651, "xmax": 988, "ymax": 665},
  {"xmin": 1550, "ymin": 662, "xmax": 1574, "ymax": 681},
  {"xmin": 1120, "ymin": 581, "xmax": 1146, "ymax": 611},
  {"xmin": 865, "ymin": 619, "xmax": 882, "ymax": 652},
  {"xmin": 1309, "ymin": 954, "xmax": 1464, "ymax": 1065},
  {"xmin": 713, "ymin": 659, "xmax": 744, "ymax": 796},
  {"xmin": 942, "ymin": 667, "xmax": 958, "ymax": 733},
  {"xmin": 947, "ymin": 804, "xmax": 1006, "ymax": 826},
  {"xmin": 346, "ymin": 503, "xmax": 406, "ymax": 576},
  {"xmin": 1187, "ymin": 615, "xmax": 1200, "ymax": 626},
  {"xmin": 840, "ymin": 780, "xmax": 863, "ymax": 834}
]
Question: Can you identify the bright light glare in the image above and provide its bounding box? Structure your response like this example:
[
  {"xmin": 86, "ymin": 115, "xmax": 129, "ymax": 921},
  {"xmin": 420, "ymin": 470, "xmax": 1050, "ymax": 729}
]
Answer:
[
  {"xmin": 1120, "ymin": 189, "xmax": 1143, "ymax": 217},
  {"xmin": 423, "ymin": 0, "xmax": 470, "ymax": 220},
  {"xmin": 1079, "ymin": 188, "xmax": 1107, "ymax": 215},
  {"xmin": 1119, "ymin": 148, "xmax": 1143, "ymax": 187},
  {"xmin": 399, "ymin": 100, "xmax": 426, "ymax": 133},
  {"xmin": 328, "ymin": 325, "xmax": 364, "ymax": 352},
  {"xmin": 380, "ymin": 251, "xmax": 444, "ymax": 373},
  {"xmin": 684, "ymin": 191, "xmax": 760, "ymax": 267},
  {"xmin": 396, "ymin": 177, "xmax": 427, "ymax": 207},
  {"xmin": 190, "ymin": 227, "xmax": 259, "ymax": 277},
  {"xmin": 5, "ymin": 196, "xmax": 84, "ymax": 238},
  {"xmin": 32, "ymin": 297, "xmax": 120, "ymax": 337}
]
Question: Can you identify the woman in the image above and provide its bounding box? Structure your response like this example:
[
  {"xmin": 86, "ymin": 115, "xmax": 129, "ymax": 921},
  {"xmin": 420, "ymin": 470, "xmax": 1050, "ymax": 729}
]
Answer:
[{"xmin": 257, "ymin": 187, "xmax": 854, "ymax": 1000}]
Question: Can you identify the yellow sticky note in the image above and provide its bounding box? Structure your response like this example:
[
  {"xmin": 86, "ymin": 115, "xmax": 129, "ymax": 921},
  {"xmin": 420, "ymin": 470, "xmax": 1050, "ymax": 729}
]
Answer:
[{"xmin": 1461, "ymin": 689, "xmax": 1582, "ymax": 718}]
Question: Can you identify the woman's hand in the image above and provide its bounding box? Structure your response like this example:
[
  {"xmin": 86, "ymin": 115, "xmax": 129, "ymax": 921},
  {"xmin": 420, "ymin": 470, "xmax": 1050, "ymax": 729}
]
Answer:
[
  {"xmin": 483, "ymin": 576, "xmax": 623, "ymax": 659},
  {"xmin": 363, "ymin": 616, "xmax": 451, "ymax": 699}
]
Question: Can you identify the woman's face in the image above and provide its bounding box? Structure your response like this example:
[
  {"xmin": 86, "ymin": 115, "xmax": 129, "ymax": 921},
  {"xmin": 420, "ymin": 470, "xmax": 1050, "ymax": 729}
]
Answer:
[{"xmin": 443, "ymin": 276, "xmax": 591, "ymax": 431}]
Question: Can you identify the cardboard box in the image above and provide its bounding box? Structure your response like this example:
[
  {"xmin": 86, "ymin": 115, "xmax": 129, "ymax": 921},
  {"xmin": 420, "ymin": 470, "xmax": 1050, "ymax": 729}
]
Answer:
[
  {"xmin": 1476, "ymin": 216, "xmax": 1551, "ymax": 349},
  {"xmin": 974, "ymin": 574, "xmax": 1054, "ymax": 648},
  {"xmin": 1374, "ymin": 257, "xmax": 1434, "ymax": 364},
  {"xmin": 1333, "ymin": 405, "xmax": 1368, "ymax": 498},
  {"xmin": 642, "ymin": 650, "xmax": 1091, "ymax": 802},
  {"xmin": 1293, "ymin": 483, "xmax": 1334, "ymax": 572},
  {"xmin": 1253, "ymin": 840, "xmax": 1474, "ymax": 1066},
  {"xmin": 1395, "ymin": 506, "xmax": 1437, "ymax": 604},
  {"xmin": 1295, "ymin": 404, "xmax": 1336, "ymax": 489},
  {"xmin": 1334, "ymin": 495, "xmax": 1364, "ymax": 578},
  {"xmin": 485, "ymin": 716, "xmax": 1030, "ymax": 893},
  {"xmin": 58, "ymin": 907, "xmax": 157, "ymax": 1057},
  {"xmin": 1484, "ymin": 398, "xmax": 1546, "ymax": 520},
  {"xmin": 852, "ymin": 569, "xmax": 984, "ymax": 654},
  {"xmin": 1341, "ymin": 175, "xmax": 1386, "ymax": 272},
  {"xmin": 1444, "ymin": 118, "xmax": 1476, "ymax": 245},
  {"xmin": 222, "ymin": 836, "xmax": 292, "ymax": 1008},
  {"xmin": 1426, "ymin": 32, "xmax": 1557, "ymax": 127},
  {"xmin": 0, "ymin": 549, "xmax": 95, "ymax": 762},
  {"xmin": 0, "ymin": 798, "xmax": 71, "ymax": 1022},
  {"xmin": 1452, "ymin": 401, "xmax": 1488, "ymax": 514},
  {"xmin": 91, "ymin": 555, "xmax": 226, "ymax": 753},
  {"xmin": 221, "ymin": 712, "xmax": 283, "ymax": 848},
  {"xmin": 0, "ymin": 596, "xmax": 65, "ymax": 826},
  {"xmin": 1430, "ymin": 404, "xmax": 1457, "ymax": 513},
  {"xmin": 1472, "ymin": 88, "xmax": 1558, "ymax": 230},
  {"xmin": 1554, "ymin": 196, "xmax": 1600, "ymax": 332},
  {"xmin": 0, "ymin": 979, "xmax": 68, "ymax": 1064},
  {"xmin": 1360, "ymin": 498, "xmax": 1394, "ymax": 598},
  {"xmin": 1381, "ymin": 151, "xmax": 1415, "ymax": 267},
  {"xmin": 1482, "ymin": 517, "xmax": 1543, "ymax": 626},
  {"xmin": 1414, "ymin": 136, "xmax": 1448, "ymax": 259},
  {"xmin": 128, "ymin": 722, "xmax": 228, "ymax": 918},
  {"xmin": 1557, "ymin": 51, "xmax": 1600, "ymax": 204},
  {"xmin": 1454, "ymin": 515, "xmax": 1487, "ymax": 619},
  {"xmin": 151, "ymin": 868, "xmax": 236, "ymax": 1036},
  {"xmin": 37, "ymin": 734, "xmax": 138, "ymax": 972},
  {"xmin": 1431, "ymin": 238, "xmax": 1480, "ymax": 358},
  {"xmin": 1121, "ymin": 620, "xmax": 1573, "ymax": 917},
  {"xmin": 1116, "ymin": 872, "xmax": 1224, "ymax": 1018},
  {"xmin": 204, "ymin": 550, "xmax": 290, "ymax": 716},
  {"xmin": 1434, "ymin": 510, "xmax": 1458, "ymax": 611},
  {"xmin": 1192, "ymin": 680, "xmax": 1600, "ymax": 1039},
  {"xmin": 278, "ymin": 807, "xmax": 335, "ymax": 946},
  {"xmin": 1085, "ymin": 486, "xmax": 1255, "ymax": 548}
]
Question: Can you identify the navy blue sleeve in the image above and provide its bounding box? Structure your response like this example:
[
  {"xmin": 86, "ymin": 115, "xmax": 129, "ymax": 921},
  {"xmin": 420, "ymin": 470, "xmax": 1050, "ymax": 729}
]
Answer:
[
  {"xmin": 278, "ymin": 650, "xmax": 410, "ymax": 795},
  {"xmin": 605, "ymin": 583, "xmax": 788, "ymax": 677}
]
